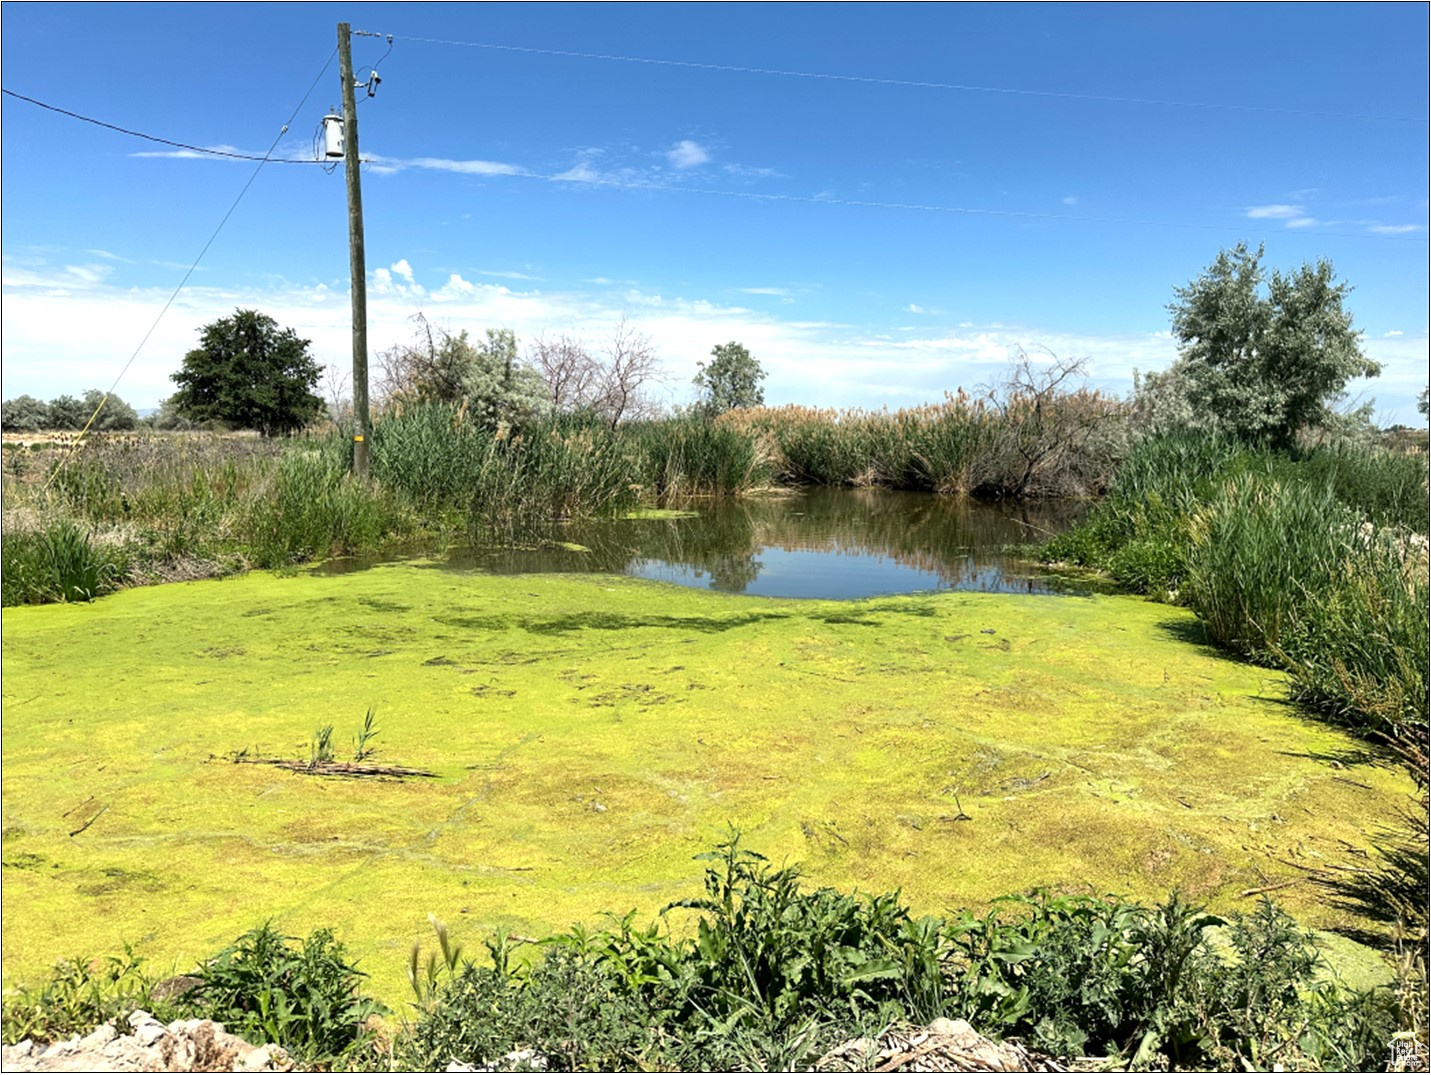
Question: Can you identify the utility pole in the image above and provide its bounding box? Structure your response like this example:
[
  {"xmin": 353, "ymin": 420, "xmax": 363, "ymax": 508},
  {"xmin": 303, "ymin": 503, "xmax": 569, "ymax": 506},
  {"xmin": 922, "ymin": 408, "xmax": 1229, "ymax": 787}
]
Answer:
[{"xmin": 338, "ymin": 22, "xmax": 371, "ymax": 478}]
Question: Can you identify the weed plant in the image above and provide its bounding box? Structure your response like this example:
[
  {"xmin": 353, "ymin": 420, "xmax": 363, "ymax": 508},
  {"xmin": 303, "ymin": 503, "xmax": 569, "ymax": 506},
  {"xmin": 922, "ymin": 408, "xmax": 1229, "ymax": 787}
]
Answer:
[
  {"xmin": 401, "ymin": 834, "xmax": 1397, "ymax": 1072},
  {"xmin": 0, "ymin": 947, "xmax": 173, "ymax": 1047},
  {"xmin": 0, "ymin": 520, "xmax": 124, "ymax": 605},
  {"xmin": 179, "ymin": 924, "xmax": 384, "ymax": 1065}
]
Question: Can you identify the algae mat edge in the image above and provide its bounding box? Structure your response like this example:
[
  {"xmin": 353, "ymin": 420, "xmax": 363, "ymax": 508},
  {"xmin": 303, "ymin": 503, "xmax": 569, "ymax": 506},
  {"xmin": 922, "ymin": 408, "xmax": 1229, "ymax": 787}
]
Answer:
[{"xmin": 1, "ymin": 566, "xmax": 1409, "ymax": 1005}]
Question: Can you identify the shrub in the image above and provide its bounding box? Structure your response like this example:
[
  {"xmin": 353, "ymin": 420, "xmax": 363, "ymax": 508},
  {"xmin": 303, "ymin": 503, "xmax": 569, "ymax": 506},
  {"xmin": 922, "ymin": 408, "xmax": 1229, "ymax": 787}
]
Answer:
[
  {"xmin": 180, "ymin": 924, "xmax": 384, "ymax": 1064},
  {"xmin": 0, "ymin": 947, "xmax": 170, "ymax": 1046}
]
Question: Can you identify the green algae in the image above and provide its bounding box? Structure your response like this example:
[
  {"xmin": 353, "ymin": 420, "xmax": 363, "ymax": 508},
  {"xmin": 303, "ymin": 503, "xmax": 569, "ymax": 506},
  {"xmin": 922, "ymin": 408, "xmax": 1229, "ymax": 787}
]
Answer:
[
  {"xmin": 621, "ymin": 508, "xmax": 700, "ymax": 519},
  {"xmin": 1, "ymin": 567, "xmax": 1412, "ymax": 1006}
]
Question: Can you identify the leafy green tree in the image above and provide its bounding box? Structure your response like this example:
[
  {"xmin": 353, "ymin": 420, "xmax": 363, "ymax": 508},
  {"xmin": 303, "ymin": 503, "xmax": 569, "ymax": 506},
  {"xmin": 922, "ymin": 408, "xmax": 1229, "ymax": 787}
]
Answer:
[
  {"xmin": 1, "ymin": 395, "xmax": 50, "ymax": 432},
  {"xmin": 1418, "ymin": 387, "xmax": 1428, "ymax": 418},
  {"xmin": 46, "ymin": 394, "xmax": 90, "ymax": 430},
  {"xmin": 80, "ymin": 389, "xmax": 139, "ymax": 432},
  {"xmin": 170, "ymin": 309, "xmax": 324, "ymax": 436},
  {"xmin": 1142, "ymin": 243, "xmax": 1378, "ymax": 450},
  {"xmin": 693, "ymin": 342, "xmax": 766, "ymax": 416}
]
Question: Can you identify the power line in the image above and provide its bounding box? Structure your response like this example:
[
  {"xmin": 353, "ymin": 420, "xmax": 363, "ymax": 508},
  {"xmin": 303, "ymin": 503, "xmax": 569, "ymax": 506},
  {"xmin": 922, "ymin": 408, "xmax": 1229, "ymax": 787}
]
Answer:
[
  {"xmin": 391, "ymin": 33, "xmax": 1428, "ymax": 125},
  {"xmin": 42, "ymin": 49, "xmax": 338, "ymax": 473},
  {"xmin": 7, "ymin": 77, "xmax": 1422, "ymax": 249},
  {"xmin": 1, "ymin": 88, "xmax": 328, "ymax": 163},
  {"xmin": 519, "ymin": 170, "xmax": 1429, "ymax": 243}
]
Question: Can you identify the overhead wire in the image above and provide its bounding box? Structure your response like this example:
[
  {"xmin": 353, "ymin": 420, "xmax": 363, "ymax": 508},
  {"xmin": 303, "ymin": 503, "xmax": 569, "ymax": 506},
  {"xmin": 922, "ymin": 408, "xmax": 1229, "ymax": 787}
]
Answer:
[
  {"xmin": 391, "ymin": 33, "xmax": 1428, "ymax": 125},
  {"xmin": 518, "ymin": 171, "xmax": 1430, "ymax": 242},
  {"xmin": 7, "ymin": 79, "xmax": 1424, "ymax": 247},
  {"xmin": 2, "ymin": 88, "xmax": 329, "ymax": 163},
  {"xmin": 40, "ymin": 48, "xmax": 338, "ymax": 483}
]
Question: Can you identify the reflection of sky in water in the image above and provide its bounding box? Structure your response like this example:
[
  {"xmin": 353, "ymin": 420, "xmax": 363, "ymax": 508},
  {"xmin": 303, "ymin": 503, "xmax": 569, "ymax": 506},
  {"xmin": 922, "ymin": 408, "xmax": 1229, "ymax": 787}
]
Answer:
[
  {"xmin": 629, "ymin": 545, "xmax": 1045, "ymax": 600},
  {"xmin": 314, "ymin": 489, "xmax": 1097, "ymax": 599}
]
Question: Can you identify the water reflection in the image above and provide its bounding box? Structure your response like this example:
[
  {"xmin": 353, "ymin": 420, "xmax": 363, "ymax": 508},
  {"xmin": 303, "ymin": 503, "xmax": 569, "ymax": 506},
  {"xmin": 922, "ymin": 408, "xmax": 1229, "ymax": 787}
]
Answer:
[{"xmin": 324, "ymin": 489, "xmax": 1099, "ymax": 600}]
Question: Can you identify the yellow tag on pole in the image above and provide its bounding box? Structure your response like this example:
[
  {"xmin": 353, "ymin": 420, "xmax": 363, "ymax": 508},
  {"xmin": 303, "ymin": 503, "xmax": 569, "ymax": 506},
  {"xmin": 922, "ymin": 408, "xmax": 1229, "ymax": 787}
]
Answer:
[{"xmin": 354, "ymin": 434, "xmax": 364, "ymax": 442}]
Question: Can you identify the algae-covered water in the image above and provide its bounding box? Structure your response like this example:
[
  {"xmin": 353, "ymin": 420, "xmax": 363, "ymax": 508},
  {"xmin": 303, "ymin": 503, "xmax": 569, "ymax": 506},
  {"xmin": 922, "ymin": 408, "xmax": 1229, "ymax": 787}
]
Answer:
[
  {"xmin": 319, "ymin": 488, "xmax": 1098, "ymax": 599},
  {"xmin": 1, "ymin": 542, "xmax": 1411, "ymax": 1004}
]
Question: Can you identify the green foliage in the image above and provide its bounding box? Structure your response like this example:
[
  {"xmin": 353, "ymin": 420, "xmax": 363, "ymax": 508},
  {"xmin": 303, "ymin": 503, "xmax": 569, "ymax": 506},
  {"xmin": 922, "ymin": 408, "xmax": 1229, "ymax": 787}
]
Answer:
[
  {"xmin": 401, "ymin": 837, "xmax": 1400, "ymax": 1071},
  {"xmin": 1041, "ymin": 432, "xmax": 1429, "ymax": 752},
  {"xmin": 79, "ymin": 390, "xmax": 139, "ymax": 432},
  {"xmin": 626, "ymin": 414, "xmax": 775, "ymax": 496},
  {"xmin": 0, "ymin": 520, "xmax": 124, "ymax": 606},
  {"xmin": 1145, "ymin": 243, "xmax": 1379, "ymax": 450},
  {"xmin": 241, "ymin": 446, "xmax": 392, "ymax": 568},
  {"xmin": 181, "ymin": 924, "xmax": 384, "ymax": 1064},
  {"xmin": 45, "ymin": 394, "xmax": 91, "ymax": 430},
  {"xmin": 170, "ymin": 309, "xmax": 324, "ymax": 436},
  {"xmin": 0, "ymin": 947, "xmax": 171, "ymax": 1046},
  {"xmin": 378, "ymin": 316, "xmax": 549, "ymax": 429},
  {"xmin": 1, "ymin": 394, "xmax": 50, "ymax": 432},
  {"xmin": 693, "ymin": 341, "xmax": 766, "ymax": 416}
]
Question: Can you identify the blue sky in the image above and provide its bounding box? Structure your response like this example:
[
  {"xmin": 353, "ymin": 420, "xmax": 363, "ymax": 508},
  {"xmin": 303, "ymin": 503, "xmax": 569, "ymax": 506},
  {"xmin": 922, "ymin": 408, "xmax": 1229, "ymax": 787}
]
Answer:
[{"xmin": 3, "ymin": 2, "xmax": 1427, "ymax": 422}]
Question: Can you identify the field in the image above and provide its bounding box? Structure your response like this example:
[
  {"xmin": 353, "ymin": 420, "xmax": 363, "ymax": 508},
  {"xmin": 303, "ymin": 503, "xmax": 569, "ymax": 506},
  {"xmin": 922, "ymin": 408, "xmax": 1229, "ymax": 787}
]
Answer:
[{"xmin": 1, "ymin": 561, "xmax": 1410, "ymax": 1007}]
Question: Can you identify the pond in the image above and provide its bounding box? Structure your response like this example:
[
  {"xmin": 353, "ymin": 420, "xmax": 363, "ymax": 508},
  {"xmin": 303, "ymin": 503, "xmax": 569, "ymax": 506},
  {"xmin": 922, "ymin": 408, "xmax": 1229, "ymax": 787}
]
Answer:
[{"xmin": 322, "ymin": 488, "xmax": 1096, "ymax": 600}]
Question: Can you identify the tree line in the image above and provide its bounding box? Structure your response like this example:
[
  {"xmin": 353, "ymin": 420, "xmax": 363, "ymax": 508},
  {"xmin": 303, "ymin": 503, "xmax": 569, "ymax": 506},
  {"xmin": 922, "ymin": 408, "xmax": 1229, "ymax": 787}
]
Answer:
[
  {"xmin": 2, "ymin": 311, "xmax": 768, "ymax": 436},
  {"xmin": 4, "ymin": 243, "xmax": 1420, "ymax": 445}
]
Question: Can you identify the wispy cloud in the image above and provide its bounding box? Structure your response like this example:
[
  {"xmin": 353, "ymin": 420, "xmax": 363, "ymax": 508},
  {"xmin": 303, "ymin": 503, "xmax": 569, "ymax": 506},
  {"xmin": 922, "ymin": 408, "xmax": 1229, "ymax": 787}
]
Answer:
[
  {"xmin": 364, "ymin": 154, "xmax": 526, "ymax": 177},
  {"xmin": 480, "ymin": 270, "xmax": 541, "ymax": 281},
  {"xmin": 724, "ymin": 163, "xmax": 786, "ymax": 180},
  {"xmin": 130, "ymin": 144, "xmax": 252, "ymax": 161},
  {"xmin": 1368, "ymin": 223, "xmax": 1423, "ymax": 235},
  {"xmin": 1246, "ymin": 203, "xmax": 1321, "ymax": 229},
  {"xmin": 1062, "ymin": 196, "xmax": 1078, "ymax": 206},
  {"xmin": 739, "ymin": 287, "xmax": 792, "ymax": 297},
  {"xmin": 667, "ymin": 139, "xmax": 711, "ymax": 169},
  {"xmin": 1385, "ymin": 330, "xmax": 1405, "ymax": 337},
  {"xmin": 1246, "ymin": 204, "xmax": 1304, "ymax": 220}
]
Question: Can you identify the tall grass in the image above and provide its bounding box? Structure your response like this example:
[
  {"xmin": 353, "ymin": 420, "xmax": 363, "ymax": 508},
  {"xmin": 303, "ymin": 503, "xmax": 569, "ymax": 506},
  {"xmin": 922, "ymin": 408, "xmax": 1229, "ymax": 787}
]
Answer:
[
  {"xmin": 0, "ymin": 520, "xmax": 125, "ymax": 605},
  {"xmin": 625, "ymin": 414, "xmax": 776, "ymax": 496},
  {"xmin": 724, "ymin": 388, "xmax": 1125, "ymax": 497},
  {"xmin": 1045, "ymin": 434, "xmax": 1429, "ymax": 746}
]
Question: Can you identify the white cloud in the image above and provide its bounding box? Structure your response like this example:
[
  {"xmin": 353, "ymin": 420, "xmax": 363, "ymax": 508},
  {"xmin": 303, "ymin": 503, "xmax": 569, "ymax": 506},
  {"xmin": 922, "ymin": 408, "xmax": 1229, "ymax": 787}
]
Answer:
[
  {"xmin": 62, "ymin": 264, "xmax": 113, "ymax": 286},
  {"xmin": 129, "ymin": 144, "xmax": 249, "ymax": 161},
  {"xmin": 1368, "ymin": 223, "xmax": 1423, "ymax": 235},
  {"xmin": 7, "ymin": 256, "xmax": 1422, "ymax": 420},
  {"xmin": 906, "ymin": 304, "xmax": 927, "ymax": 314},
  {"xmin": 667, "ymin": 140, "xmax": 711, "ymax": 169},
  {"xmin": 1385, "ymin": 329, "xmax": 1405, "ymax": 337},
  {"xmin": 1246, "ymin": 204, "xmax": 1305, "ymax": 220},
  {"xmin": 739, "ymin": 287, "xmax": 792, "ymax": 297},
  {"xmin": 481, "ymin": 270, "xmax": 541, "ymax": 281},
  {"xmin": 362, "ymin": 154, "xmax": 526, "ymax": 177},
  {"xmin": 724, "ymin": 163, "xmax": 785, "ymax": 180},
  {"xmin": 1062, "ymin": 196, "xmax": 1078, "ymax": 206},
  {"xmin": 1286, "ymin": 217, "xmax": 1318, "ymax": 229},
  {"xmin": 431, "ymin": 273, "xmax": 480, "ymax": 300}
]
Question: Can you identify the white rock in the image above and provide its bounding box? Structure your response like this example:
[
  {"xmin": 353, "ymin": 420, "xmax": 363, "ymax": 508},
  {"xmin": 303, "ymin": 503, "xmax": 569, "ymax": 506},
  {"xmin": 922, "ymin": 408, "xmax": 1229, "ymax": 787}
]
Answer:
[
  {"xmin": 242, "ymin": 1045, "xmax": 276, "ymax": 1072},
  {"xmin": 127, "ymin": 1008, "xmax": 157, "ymax": 1030},
  {"xmin": 134, "ymin": 1020, "xmax": 168, "ymax": 1046},
  {"xmin": 79, "ymin": 1022, "xmax": 119, "ymax": 1050}
]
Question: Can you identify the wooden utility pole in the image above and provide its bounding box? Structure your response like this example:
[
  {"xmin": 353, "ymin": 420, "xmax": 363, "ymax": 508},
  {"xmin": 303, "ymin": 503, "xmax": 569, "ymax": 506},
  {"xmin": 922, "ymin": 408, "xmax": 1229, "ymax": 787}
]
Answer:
[{"xmin": 338, "ymin": 22, "xmax": 371, "ymax": 477}]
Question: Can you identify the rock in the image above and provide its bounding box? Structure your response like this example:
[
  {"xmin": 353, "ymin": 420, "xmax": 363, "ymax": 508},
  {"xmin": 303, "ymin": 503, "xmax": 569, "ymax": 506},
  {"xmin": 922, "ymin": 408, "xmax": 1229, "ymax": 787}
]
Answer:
[
  {"xmin": 1, "ymin": 1014, "xmax": 293, "ymax": 1072},
  {"xmin": 78, "ymin": 1023, "xmax": 119, "ymax": 1050}
]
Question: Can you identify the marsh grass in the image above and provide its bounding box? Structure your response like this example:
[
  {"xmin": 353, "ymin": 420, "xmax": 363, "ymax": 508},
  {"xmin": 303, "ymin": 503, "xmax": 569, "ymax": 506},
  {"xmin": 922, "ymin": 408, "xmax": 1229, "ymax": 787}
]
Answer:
[{"xmin": 0, "ymin": 520, "xmax": 125, "ymax": 605}]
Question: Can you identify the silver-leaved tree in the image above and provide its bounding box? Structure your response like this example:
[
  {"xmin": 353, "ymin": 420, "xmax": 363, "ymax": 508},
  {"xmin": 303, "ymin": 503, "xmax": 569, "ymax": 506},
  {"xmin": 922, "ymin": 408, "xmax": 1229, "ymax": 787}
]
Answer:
[{"xmin": 1136, "ymin": 243, "xmax": 1379, "ymax": 450}]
